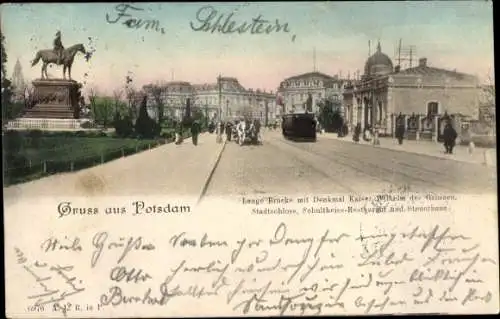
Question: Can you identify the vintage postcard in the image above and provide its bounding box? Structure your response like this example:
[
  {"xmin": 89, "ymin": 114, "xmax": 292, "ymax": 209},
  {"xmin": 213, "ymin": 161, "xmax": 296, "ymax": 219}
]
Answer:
[{"xmin": 2, "ymin": 1, "xmax": 498, "ymax": 317}]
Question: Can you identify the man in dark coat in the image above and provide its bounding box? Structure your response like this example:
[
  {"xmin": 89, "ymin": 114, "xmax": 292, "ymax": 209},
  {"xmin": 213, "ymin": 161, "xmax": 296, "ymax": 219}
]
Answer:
[
  {"xmin": 395, "ymin": 113, "xmax": 405, "ymax": 145},
  {"xmin": 225, "ymin": 121, "xmax": 233, "ymax": 141},
  {"xmin": 353, "ymin": 123, "xmax": 361, "ymax": 142},
  {"xmin": 191, "ymin": 120, "xmax": 200, "ymax": 146},
  {"xmin": 443, "ymin": 122, "xmax": 458, "ymax": 154}
]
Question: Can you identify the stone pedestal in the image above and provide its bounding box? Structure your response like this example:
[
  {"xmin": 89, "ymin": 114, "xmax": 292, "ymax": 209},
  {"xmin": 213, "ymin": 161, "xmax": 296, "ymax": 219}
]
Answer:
[{"xmin": 23, "ymin": 79, "xmax": 81, "ymax": 119}]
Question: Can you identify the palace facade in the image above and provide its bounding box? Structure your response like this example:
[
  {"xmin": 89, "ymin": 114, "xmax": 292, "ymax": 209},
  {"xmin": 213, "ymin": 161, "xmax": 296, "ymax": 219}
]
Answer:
[
  {"xmin": 342, "ymin": 42, "xmax": 481, "ymax": 140},
  {"xmin": 143, "ymin": 77, "xmax": 277, "ymax": 123},
  {"xmin": 276, "ymin": 72, "xmax": 345, "ymax": 115}
]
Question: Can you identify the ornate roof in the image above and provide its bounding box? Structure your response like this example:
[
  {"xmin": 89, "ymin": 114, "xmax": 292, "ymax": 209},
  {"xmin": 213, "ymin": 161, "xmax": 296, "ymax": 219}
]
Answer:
[
  {"xmin": 364, "ymin": 42, "xmax": 393, "ymax": 76},
  {"xmin": 284, "ymin": 71, "xmax": 336, "ymax": 81}
]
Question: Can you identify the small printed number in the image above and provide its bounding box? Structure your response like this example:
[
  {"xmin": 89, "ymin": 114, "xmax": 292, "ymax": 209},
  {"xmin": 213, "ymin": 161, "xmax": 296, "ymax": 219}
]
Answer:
[{"xmin": 27, "ymin": 305, "xmax": 45, "ymax": 312}]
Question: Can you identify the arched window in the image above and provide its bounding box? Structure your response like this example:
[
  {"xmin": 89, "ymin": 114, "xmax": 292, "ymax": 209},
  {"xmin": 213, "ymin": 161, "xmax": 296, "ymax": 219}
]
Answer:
[{"xmin": 427, "ymin": 102, "xmax": 439, "ymax": 117}]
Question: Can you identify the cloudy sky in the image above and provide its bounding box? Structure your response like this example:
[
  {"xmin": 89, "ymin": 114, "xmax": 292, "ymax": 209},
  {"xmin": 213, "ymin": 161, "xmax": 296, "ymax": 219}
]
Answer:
[{"xmin": 1, "ymin": 1, "xmax": 494, "ymax": 95}]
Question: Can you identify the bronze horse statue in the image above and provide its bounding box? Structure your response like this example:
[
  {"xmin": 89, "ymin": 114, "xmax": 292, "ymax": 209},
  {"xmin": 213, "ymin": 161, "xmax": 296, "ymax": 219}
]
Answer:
[{"xmin": 31, "ymin": 43, "xmax": 86, "ymax": 80}]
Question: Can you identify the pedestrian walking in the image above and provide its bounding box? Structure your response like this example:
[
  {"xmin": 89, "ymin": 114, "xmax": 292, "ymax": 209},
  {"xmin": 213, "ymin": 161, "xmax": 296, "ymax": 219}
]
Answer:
[
  {"xmin": 191, "ymin": 120, "xmax": 200, "ymax": 146},
  {"xmin": 443, "ymin": 122, "xmax": 458, "ymax": 154},
  {"xmin": 225, "ymin": 121, "xmax": 233, "ymax": 141},
  {"xmin": 353, "ymin": 123, "xmax": 361, "ymax": 142},
  {"xmin": 175, "ymin": 122, "xmax": 183, "ymax": 145},
  {"xmin": 395, "ymin": 113, "xmax": 405, "ymax": 145}
]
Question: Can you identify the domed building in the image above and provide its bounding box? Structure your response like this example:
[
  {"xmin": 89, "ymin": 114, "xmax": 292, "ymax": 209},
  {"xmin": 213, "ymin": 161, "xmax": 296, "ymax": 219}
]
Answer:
[
  {"xmin": 343, "ymin": 41, "xmax": 481, "ymax": 141},
  {"xmin": 363, "ymin": 42, "xmax": 394, "ymax": 77}
]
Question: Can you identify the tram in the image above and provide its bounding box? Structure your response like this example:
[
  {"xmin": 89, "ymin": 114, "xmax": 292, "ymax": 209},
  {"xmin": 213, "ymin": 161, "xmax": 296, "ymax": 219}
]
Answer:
[{"xmin": 282, "ymin": 111, "xmax": 317, "ymax": 141}]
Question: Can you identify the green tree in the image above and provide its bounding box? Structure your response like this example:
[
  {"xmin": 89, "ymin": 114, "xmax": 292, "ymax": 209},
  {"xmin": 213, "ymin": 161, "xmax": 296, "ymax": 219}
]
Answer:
[
  {"xmin": 1, "ymin": 28, "xmax": 6, "ymax": 79},
  {"xmin": 1, "ymin": 29, "xmax": 24, "ymax": 124},
  {"xmin": 90, "ymin": 95, "xmax": 113, "ymax": 128},
  {"xmin": 135, "ymin": 95, "xmax": 160, "ymax": 138},
  {"xmin": 150, "ymin": 84, "xmax": 165, "ymax": 125}
]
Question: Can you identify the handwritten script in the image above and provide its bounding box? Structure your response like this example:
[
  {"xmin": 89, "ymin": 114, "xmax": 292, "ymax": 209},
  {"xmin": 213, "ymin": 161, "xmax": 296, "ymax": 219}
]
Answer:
[
  {"xmin": 190, "ymin": 5, "xmax": 296, "ymax": 41},
  {"xmin": 14, "ymin": 247, "xmax": 85, "ymax": 315},
  {"xmin": 106, "ymin": 4, "xmax": 166, "ymax": 35},
  {"xmin": 17, "ymin": 222, "xmax": 498, "ymax": 316}
]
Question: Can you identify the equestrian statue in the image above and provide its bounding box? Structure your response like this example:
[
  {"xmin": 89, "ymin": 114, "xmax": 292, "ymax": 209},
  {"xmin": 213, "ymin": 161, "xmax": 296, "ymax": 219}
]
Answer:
[{"xmin": 31, "ymin": 31, "xmax": 87, "ymax": 80}]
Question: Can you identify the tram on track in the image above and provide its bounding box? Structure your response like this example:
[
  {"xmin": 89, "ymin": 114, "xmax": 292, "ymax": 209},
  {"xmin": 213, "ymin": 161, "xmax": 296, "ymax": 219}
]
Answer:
[{"xmin": 282, "ymin": 111, "xmax": 317, "ymax": 141}]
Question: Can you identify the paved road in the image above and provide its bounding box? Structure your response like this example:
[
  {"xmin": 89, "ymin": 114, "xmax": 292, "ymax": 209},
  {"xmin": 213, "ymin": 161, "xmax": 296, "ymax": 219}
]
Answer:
[
  {"xmin": 205, "ymin": 131, "xmax": 497, "ymax": 196},
  {"xmin": 4, "ymin": 134, "xmax": 224, "ymax": 208}
]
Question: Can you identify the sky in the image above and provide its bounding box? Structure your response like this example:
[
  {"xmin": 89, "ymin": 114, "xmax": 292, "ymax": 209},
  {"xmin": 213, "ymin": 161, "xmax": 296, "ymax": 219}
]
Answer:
[{"xmin": 1, "ymin": 1, "xmax": 494, "ymax": 95}]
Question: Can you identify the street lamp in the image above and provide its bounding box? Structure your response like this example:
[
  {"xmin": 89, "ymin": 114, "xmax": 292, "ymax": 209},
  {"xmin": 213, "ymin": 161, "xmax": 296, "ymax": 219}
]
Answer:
[{"xmin": 217, "ymin": 74, "xmax": 222, "ymax": 121}]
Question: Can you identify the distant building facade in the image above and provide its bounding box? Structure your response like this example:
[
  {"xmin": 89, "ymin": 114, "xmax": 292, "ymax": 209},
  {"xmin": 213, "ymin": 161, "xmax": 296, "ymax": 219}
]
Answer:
[
  {"xmin": 343, "ymin": 42, "xmax": 481, "ymax": 140},
  {"xmin": 277, "ymin": 72, "xmax": 345, "ymax": 115},
  {"xmin": 143, "ymin": 77, "xmax": 276, "ymax": 123}
]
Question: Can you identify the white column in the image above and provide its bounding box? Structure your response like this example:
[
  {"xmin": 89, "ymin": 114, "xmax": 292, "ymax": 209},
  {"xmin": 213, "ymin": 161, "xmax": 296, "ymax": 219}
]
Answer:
[{"xmin": 367, "ymin": 106, "xmax": 372, "ymax": 127}]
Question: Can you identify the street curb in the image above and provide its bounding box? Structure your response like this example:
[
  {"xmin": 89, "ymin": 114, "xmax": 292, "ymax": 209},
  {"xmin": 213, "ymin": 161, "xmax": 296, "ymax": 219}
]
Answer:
[
  {"xmin": 321, "ymin": 134, "xmax": 496, "ymax": 167},
  {"xmin": 197, "ymin": 138, "xmax": 227, "ymax": 205}
]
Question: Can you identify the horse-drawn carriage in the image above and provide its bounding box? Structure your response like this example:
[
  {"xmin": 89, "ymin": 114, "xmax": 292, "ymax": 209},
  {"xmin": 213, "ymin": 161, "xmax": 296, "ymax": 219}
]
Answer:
[{"xmin": 234, "ymin": 119, "xmax": 261, "ymax": 146}]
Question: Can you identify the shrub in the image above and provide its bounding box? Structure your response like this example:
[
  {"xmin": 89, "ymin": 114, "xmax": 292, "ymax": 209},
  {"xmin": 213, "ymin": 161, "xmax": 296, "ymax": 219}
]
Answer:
[{"xmin": 114, "ymin": 115, "xmax": 134, "ymax": 138}]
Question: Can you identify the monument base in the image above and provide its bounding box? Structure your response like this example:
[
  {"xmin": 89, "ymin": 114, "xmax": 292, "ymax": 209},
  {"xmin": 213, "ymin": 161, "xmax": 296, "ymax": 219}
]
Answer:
[
  {"xmin": 6, "ymin": 118, "xmax": 95, "ymax": 131},
  {"xmin": 23, "ymin": 79, "xmax": 81, "ymax": 119}
]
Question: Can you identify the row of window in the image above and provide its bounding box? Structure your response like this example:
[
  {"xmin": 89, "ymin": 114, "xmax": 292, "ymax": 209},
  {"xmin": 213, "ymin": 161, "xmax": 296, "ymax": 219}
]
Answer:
[
  {"xmin": 157, "ymin": 93, "xmax": 273, "ymax": 106},
  {"xmin": 282, "ymin": 80, "xmax": 340, "ymax": 89},
  {"xmin": 286, "ymin": 93, "xmax": 342, "ymax": 103}
]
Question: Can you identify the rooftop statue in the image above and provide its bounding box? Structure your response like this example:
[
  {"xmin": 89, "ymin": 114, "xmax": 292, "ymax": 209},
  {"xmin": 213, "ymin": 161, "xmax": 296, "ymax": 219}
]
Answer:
[{"xmin": 31, "ymin": 31, "xmax": 87, "ymax": 80}]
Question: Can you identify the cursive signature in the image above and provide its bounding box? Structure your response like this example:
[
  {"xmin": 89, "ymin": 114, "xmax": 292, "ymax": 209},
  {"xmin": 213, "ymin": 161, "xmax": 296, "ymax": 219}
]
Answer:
[{"xmin": 106, "ymin": 4, "xmax": 166, "ymax": 35}]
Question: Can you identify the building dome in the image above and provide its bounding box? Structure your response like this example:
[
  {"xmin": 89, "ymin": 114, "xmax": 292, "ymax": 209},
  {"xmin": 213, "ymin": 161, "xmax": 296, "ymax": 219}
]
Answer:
[{"xmin": 364, "ymin": 42, "xmax": 393, "ymax": 76}]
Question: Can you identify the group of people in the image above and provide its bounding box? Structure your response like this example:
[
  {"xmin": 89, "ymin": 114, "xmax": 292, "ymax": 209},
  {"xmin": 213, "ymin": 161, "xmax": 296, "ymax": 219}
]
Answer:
[
  {"xmin": 351, "ymin": 114, "xmax": 458, "ymax": 154},
  {"xmin": 207, "ymin": 118, "xmax": 262, "ymax": 144},
  {"xmin": 174, "ymin": 120, "xmax": 201, "ymax": 146},
  {"xmin": 352, "ymin": 124, "xmax": 375, "ymax": 143}
]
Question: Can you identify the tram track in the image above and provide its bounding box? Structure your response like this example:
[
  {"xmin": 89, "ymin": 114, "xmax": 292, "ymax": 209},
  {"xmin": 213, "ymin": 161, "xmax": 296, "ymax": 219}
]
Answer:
[
  {"xmin": 273, "ymin": 137, "xmax": 460, "ymax": 193},
  {"xmin": 201, "ymin": 131, "xmax": 492, "ymax": 199}
]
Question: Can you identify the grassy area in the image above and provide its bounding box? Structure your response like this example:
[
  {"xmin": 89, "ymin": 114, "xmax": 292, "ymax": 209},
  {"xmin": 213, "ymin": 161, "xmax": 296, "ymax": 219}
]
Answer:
[
  {"xmin": 20, "ymin": 137, "xmax": 159, "ymax": 162},
  {"xmin": 3, "ymin": 131, "xmax": 170, "ymax": 186}
]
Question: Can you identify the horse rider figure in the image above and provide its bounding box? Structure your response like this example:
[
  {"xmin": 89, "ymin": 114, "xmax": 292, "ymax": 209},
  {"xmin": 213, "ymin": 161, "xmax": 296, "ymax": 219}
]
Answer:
[{"xmin": 54, "ymin": 31, "xmax": 64, "ymax": 64}]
